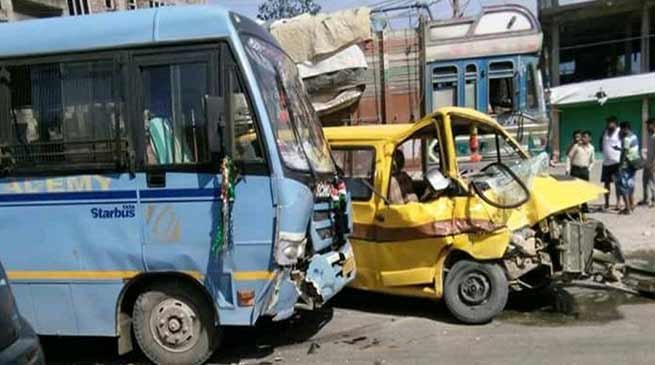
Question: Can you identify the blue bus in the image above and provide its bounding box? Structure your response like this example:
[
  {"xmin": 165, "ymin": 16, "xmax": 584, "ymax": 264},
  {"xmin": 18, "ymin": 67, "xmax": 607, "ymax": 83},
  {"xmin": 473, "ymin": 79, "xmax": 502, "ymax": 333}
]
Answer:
[
  {"xmin": 0, "ymin": 6, "xmax": 355, "ymax": 365},
  {"xmin": 422, "ymin": 4, "xmax": 549, "ymax": 154}
]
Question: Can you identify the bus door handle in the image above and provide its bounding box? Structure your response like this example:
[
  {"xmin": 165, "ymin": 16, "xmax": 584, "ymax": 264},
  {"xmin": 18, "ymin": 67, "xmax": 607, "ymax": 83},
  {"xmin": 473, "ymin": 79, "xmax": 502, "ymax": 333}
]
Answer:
[{"xmin": 146, "ymin": 171, "xmax": 166, "ymax": 188}]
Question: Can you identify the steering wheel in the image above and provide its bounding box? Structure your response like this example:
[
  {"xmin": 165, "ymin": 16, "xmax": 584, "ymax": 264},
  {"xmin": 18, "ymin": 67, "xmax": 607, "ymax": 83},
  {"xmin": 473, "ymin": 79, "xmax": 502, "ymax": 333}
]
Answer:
[{"xmin": 468, "ymin": 162, "xmax": 530, "ymax": 209}]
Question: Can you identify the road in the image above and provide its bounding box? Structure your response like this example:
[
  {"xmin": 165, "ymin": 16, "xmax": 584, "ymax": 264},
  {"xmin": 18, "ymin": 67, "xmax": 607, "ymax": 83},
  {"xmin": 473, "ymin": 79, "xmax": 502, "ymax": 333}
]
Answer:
[
  {"xmin": 43, "ymin": 165, "xmax": 655, "ymax": 365},
  {"xmin": 43, "ymin": 282, "xmax": 655, "ymax": 365},
  {"xmin": 44, "ymin": 212, "xmax": 655, "ymax": 365}
]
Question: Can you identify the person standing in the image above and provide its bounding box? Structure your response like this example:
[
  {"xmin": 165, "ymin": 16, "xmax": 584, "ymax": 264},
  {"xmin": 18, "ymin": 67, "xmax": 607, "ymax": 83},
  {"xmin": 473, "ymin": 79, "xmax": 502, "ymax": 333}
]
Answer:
[
  {"xmin": 567, "ymin": 130, "xmax": 595, "ymax": 181},
  {"xmin": 616, "ymin": 122, "xmax": 640, "ymax": 214},
  {"xmin": 599, "ymin": 116, "xmax": 622, "ymax": 211},
  {"xmin": 639, "ymin": 119, "xmax": 655, "ymax": 208},
  {"xmin": 566, "ymin": 130, "xmax": 582, "ymax": 156}
]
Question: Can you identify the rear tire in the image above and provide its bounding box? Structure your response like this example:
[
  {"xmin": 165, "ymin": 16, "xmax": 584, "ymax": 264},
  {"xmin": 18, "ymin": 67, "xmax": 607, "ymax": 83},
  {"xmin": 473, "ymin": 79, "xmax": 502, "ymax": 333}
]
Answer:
[
  {"xmin": 444, "ymin": 260, "xmax": 508, "ymax": 324},
  {"xmin": 132, "ymin": 282, "xmax": 219, "ymax": 365}
]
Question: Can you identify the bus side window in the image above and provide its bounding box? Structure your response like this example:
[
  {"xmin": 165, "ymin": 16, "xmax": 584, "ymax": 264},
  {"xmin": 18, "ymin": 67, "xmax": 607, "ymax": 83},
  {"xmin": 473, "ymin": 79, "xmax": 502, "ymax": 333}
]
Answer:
[
  {"xmin": 464, "ymin": 64, "xmax": 477, "ymax": 110},
  {"xmin": 224, "ymin": 65, "xmax": 264, "ymax": 164},
  {"xmin": 488, "ymin": 61, "xmax": 515, "ymax": 117},
  {"xmin": 0, "ymin": 60, "xmax": 126, "ymax": 171},
  {"xmin": 141, "ymin": 62, "xmax": 209, "ymax": 166},
  {"xmin": 432, "ymin": 65, "xmax": 458, "ymax": 111}
]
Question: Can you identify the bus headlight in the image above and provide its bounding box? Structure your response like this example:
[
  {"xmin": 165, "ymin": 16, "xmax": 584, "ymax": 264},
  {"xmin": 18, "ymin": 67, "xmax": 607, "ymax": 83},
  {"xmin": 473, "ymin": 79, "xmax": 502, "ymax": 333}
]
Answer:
[{"xmin": 276, "ymin": 232, "xmax": 307, "ymax": 266}]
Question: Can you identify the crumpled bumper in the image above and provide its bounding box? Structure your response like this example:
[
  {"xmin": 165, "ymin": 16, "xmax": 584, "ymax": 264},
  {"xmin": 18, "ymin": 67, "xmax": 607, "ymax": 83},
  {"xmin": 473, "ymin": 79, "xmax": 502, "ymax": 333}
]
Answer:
[
  {"xmin": 304, "ymin": 241, "xmax": 356, "ymax": 303},
  {"xmin": 265, "ymin": 241, "xmax": 356, "ymax": 321}
]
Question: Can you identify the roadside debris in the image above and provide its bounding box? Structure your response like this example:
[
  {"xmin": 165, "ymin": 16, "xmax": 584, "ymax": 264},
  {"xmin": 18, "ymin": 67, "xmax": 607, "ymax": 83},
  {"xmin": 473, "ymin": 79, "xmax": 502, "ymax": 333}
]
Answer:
[
  {"xmin": 342, "ymin": 336, "xmax": 368, "ymax": 345},
  {"xmin": 359, "ymin": 338, "xmax": 380, "ymax": 350},
  {"xmin": 307, "ymin": 342, "xmax": 321, "ymax": 355}
]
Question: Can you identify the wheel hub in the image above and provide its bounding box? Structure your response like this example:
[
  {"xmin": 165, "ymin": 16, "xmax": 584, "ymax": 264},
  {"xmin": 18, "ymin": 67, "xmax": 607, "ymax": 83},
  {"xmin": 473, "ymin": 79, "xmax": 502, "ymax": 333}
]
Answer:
[
  {"xmin": 150, "ymin": 298, "xmax": 199, "ymax": 353},
  {"xmin": 459, "ymin": 272, "xmax": 491, "ymax": 305}
]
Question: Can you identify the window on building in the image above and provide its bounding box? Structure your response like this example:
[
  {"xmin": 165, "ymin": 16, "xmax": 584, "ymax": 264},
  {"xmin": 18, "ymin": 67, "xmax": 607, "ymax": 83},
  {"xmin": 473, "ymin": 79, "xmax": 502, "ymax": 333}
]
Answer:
[
  {"xmin": 488, "ymin": 61, "xmax": 515, "ymax": 117},
  {"xmin": 432, "ymin": 65, "xmax": 458, "ymax": 111},
  {"xmin": 68, "ymin": 0, "xmax": 90, "ymax": 15},
  {"xmin": 128, "ymin": 0, "xmax": 137, "ymax": 10},
  {"xmin": 332, "ymin": 148, "xmax": 375, "ymax": 201},
  {"xmin": 105, "ymin": 0, "xmax": 113, "ymax": 9},
  {"xmin": 0, "ymin": 60, "xmax": 127, "ymax": 172},
  {"xmin": 149, "ymin": 1, "xmax": 166, "ymax": 7},
  {"xmin": 464, "ymin": 64, "xmax": 477, "ymax": 109}
]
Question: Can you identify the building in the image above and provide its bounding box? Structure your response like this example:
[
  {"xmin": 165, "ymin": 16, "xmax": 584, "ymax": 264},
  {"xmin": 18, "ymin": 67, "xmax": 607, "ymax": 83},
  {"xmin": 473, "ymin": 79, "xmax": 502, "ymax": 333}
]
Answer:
[
  {"xmin": 0, "ymin": 0, "xmax": 204, "ymax": 22},
  {"xmin": 540, "ymin": 0, "xmax": 655, "ymax": 159}
]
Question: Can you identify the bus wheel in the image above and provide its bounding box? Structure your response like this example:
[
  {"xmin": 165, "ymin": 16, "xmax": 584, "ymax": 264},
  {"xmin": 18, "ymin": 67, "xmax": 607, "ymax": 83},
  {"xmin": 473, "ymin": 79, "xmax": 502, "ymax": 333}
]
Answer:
[
  {"xmin": 443, "ymin": 260, "xmax": 508, "ymax": 324},
  {"xmin": 132, "ymin": 282, "xmax": 219, "ymax": 365}
]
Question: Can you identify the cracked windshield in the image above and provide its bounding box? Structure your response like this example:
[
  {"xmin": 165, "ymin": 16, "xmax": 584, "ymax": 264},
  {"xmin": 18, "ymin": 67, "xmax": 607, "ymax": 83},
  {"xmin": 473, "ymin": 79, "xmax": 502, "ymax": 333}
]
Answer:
[{"xmin": 244, "ymin": 36, "xmax": 335, "ymax": 173}]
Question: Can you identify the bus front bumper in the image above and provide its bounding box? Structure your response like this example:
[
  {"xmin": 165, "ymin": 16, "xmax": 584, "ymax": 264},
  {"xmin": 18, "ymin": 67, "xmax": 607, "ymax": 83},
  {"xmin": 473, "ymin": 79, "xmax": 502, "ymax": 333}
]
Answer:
[
  {"xmin": 266, "ymin": 241, "xmax": 356, "ymax": 321},
  {"xmin": 302, "ymin": 241, "xmax": 356, "ymax": 304}
]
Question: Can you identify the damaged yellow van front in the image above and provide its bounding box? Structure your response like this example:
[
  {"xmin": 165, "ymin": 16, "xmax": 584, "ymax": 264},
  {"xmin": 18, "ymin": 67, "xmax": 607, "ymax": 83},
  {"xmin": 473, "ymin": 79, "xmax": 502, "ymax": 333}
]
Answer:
[{"xmin": 326, "ymin": 107, "xmax": 625, "ymax": 324}]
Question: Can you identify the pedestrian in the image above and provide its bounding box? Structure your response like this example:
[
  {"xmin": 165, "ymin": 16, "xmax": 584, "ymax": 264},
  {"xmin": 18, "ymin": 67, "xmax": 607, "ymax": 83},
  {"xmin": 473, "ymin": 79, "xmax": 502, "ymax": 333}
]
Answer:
[
  {"xmin": 566, "ymin": 129, "xmax": 583, "ymax": 156},
  {"xmin": 567, "ymin": 130, "xmax": 595, "ymax": 181},
  {"xmin": 599, "ymin": 116, "xmax": 622, "ymax": 211},
  {"xmin": 639, "ymin": 118, "xmax": 655, "ymax": 208},
  {"xmin": 615, "ymin": 121, "xmax": 640, "ymax": 215}
]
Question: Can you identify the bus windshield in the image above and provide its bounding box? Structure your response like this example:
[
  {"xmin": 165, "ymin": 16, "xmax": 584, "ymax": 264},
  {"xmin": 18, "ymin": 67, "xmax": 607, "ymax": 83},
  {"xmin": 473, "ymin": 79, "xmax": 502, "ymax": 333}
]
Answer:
[{"xmin": 244, "ymin": 36, "xmax": 335, "ymax": 174}]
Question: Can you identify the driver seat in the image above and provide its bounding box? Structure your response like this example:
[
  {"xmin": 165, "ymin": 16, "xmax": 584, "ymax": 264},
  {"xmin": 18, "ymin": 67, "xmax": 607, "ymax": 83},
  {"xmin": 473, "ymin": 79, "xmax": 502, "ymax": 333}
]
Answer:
[{"xmin": 389, "ymin": 150, "xmax": 418, "ymax": 204}]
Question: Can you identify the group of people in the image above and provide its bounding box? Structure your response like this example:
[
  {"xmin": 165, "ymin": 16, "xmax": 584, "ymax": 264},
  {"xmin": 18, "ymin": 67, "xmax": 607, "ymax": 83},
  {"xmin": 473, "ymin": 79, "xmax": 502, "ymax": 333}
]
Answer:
[{"xmin": 566, "ymin": 116, "xmax": 655, "ymax": 215}]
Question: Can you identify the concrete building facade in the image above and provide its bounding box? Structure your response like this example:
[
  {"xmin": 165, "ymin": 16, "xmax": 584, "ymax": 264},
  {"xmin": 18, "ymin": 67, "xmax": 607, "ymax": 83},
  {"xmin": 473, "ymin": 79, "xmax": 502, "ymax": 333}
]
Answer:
[
  {"xmin": 540, "ymin": 0, "xmax": 655, "ymax": 159},
  {"xmin": 0, "ymin": 0, "xmax": 204, "ymax": 22}
]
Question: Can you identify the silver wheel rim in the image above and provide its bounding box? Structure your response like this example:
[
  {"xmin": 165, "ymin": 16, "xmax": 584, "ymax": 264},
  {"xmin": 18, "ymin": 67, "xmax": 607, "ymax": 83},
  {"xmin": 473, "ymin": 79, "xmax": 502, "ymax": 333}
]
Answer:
[
  {"xmin": 149, "ymin": 298, "xmax": 199, "ymax": 353},
  {"xmin": 458, "ymin": 271, "xmax": 492, "ymax": 306}
]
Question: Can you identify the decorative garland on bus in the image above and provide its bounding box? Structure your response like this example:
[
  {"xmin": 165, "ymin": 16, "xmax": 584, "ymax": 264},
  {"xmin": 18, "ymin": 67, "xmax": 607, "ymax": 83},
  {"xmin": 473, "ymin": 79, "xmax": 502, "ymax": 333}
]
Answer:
[{"xmin": 213, "ymin": 157, "xmax": 236, "ymax": 253}]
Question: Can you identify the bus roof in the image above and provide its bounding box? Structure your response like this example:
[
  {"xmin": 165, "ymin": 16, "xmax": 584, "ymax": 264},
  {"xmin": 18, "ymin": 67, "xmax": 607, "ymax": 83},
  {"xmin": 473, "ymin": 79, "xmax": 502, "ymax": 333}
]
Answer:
[{"xmin": 0, "ymin": 5, "xmax": 239, "ymax": 59}]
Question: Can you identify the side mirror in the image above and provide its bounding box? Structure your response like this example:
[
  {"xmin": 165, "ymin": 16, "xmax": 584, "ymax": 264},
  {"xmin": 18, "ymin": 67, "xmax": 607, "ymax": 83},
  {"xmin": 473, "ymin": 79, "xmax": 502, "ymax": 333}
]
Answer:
[{"xmin": 426, "ymin": 168, "xmax": 450, "ymax": 192}]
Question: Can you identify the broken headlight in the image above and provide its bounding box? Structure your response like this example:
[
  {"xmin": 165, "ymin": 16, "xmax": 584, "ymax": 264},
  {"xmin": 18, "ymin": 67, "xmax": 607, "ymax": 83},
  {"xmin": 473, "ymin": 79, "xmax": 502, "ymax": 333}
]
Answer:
[{"xmin": 276, "ymin": 231, "xmax": 307, "ymax": 266}]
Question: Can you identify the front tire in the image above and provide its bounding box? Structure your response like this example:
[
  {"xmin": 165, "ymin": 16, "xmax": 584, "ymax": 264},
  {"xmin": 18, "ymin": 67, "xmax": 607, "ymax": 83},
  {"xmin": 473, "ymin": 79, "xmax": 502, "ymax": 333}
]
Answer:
[
  {"xmin": 444, "ymin": 260, "xmax": 509, "ymax": 324},
  {"xmin": 132, "ymin": 282, "xmax": 219, "ymax": 365}
]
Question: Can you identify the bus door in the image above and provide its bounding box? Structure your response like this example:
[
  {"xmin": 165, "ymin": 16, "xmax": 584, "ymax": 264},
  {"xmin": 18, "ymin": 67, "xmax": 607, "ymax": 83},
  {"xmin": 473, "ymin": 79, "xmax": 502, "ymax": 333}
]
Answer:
[
  {"xmin": 132, "ymin": 46, "xmax": 274, "ymax": 318},
  {"xmin": 0, "ymin": 57, "xmax": 141, "ymax": 336}
]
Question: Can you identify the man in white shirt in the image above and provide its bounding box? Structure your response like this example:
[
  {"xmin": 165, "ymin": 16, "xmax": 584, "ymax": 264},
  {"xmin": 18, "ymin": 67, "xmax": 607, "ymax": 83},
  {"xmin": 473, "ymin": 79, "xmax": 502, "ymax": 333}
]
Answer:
[
  {"xmin": 599, "ymin": 116, "xmax": 622, "ymax": 210},
  {"xmin": 567, "ymin": 130, "xmax": 595, "ymax": 181}
]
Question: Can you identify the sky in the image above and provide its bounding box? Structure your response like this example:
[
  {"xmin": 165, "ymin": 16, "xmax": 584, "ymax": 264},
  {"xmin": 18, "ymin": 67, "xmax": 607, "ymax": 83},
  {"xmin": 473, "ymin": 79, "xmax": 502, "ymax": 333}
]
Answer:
[{"xmin": 210, "ymin": 0, "xmax": 538, "ymax": 21}]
